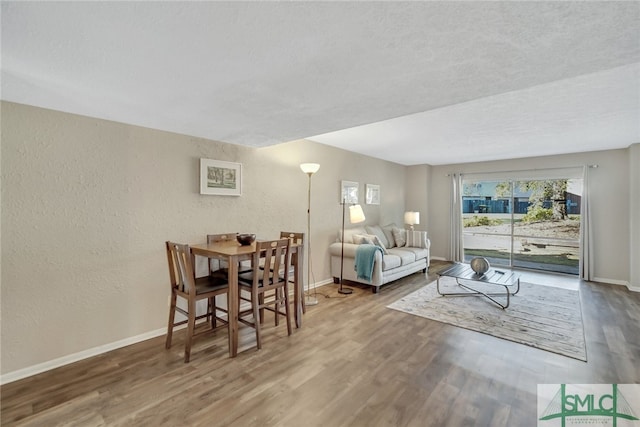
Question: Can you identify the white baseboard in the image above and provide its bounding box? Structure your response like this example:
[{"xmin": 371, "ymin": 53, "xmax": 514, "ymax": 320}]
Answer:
[
  {"xmin": 1, "ymin": 279, "xmax": 338, "ymax": 385},
  {"xmin": 0, "ymin": 328, "xmax": 167, "ymax": 385},
  {"xmin": 307, "ymin": 279, "xmax": 334, "ymax": 289},
  {"xmin": 593, "ymin": 276, "xmax": 638, "ymax": 292}
]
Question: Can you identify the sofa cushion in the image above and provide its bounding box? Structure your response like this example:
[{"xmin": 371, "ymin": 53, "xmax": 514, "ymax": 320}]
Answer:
[
  {"xmin": 365, "ymin": 225, "xmax": 391, "ymax": 248},
  {"xmin": 387, "ymin": 248, "xmax": 416, "ymax": 265},
  {"xmin": 405, "ymin": 230, "xmax": 429, "ymax": 248},
  {"xmin": 381, "ymin": 223, "xmax": 397, "ymax": 248},
  {"xmin": 393, "ymin": 246, "xmax": 429, "ymax": 261},
  {"xmin": 392, "ymin": 227, "xmax": 406, "ymax": 247},
  {"xmin": 381, "ymin": 254, "xmax": 401, "ymax": 270}
]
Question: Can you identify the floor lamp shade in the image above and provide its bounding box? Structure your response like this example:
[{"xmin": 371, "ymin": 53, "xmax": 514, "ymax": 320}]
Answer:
[
  {"xmin": 340, "ymin": 201, "xmax": 365, "ymax": 295},
  {"xmin": 349, "ymin": 205, "xmax": 366, "ymax": 224},
  {"xmin": 300, "ymin": 163, "xmax": 320, "ymax": 175}
]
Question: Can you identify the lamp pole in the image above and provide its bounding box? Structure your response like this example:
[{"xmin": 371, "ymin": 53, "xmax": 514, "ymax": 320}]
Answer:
[
  {"xmin": 339, "ymin": 197, "xmax": 353, "ymax": 294},
  {"xmin": 300, "ymin": 163, "xmax": 320, "ymax": 305},
  {"xmin": 305, "ymin": 170, "xmax": 318, "ymax": 305}
]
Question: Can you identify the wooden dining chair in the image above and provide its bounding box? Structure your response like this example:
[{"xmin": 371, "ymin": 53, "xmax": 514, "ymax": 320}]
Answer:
[
  {"xmin": 238, "ymin": 238, "xmax": 292, "ymax": 350},
  {"xmin": 280, "ymin": 231, "xmax": 306, "ymax": 313},
  {"xmin": 165, "ymin": 241, "xmax": 229, "ymax": 362}
]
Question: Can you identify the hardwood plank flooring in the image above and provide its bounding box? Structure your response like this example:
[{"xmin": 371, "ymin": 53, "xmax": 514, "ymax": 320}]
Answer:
[{"xmin": 2, "ymin": 261, "xmax": 639, "ymax": 426}]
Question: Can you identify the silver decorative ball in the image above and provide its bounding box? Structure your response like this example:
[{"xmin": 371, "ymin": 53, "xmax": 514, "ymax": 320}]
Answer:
[{"xmin": 470, "ymin": 257, "xmax": 490, "ymax": 275}]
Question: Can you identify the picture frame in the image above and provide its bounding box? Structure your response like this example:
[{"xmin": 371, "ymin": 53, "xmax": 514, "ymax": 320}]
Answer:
[
  {"xmin": 200, "ymin": 158, "xmax": 242, "ymax": 196},
  {"xmin": 340, "ymin": 180, "xmax": 359, "ymax": 204},
  {"xmin": 366, "ymin": 184, "xmax": 380, "ymax": 205}
]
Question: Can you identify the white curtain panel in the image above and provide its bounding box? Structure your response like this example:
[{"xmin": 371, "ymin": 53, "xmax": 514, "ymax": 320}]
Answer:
[
  {"xmin": 449, "ymin": 173, "xmax": 465, "ymax": 262},
  {"xmin": 579, "ymin": 165, "xmax": 594, "ymax": 281}
]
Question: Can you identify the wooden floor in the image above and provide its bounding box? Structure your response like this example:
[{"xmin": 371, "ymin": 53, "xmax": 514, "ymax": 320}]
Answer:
[{"xmin": 2, "ymin": 261, "xmax": 639, "ymax": 426}]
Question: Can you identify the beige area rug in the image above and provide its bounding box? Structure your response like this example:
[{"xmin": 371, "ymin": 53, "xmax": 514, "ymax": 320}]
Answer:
[{"xmin": 387, "ymin": 277, "xmax": 587, "ymax": 361}]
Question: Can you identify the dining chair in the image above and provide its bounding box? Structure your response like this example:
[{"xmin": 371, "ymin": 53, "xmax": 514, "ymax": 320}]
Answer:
[
  {"xmin": 238, "ymin": 238, "xmax": 292, "ymax": 350},
  {"xmin": 165, "ymin": 241, "xmax": 229, "ymax": 362},
  {"xmin": 280, "ymin": 231, "xmax": 306, "ymax": 313}
]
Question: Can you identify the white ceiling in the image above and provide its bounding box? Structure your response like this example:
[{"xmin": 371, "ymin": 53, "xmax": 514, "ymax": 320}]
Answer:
[{"xmin": 2, "ymin": 2, "xmax": 639, "ymax": 166}]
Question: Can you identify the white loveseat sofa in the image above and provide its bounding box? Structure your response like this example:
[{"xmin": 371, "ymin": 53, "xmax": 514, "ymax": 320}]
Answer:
[{"xmin": 329, "ymin": 224, "xmax": 430, "ymax": 293}]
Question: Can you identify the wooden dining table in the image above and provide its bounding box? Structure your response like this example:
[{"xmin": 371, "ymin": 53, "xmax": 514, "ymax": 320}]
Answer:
[{"xmin": 189, "ymin": 239, "xmax": 304, "ymax": 357}]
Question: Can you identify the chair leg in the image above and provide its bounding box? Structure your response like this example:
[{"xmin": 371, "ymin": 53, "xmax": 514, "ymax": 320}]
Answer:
[
  {"xmin": 274, "ymin": 289, "xmax": 281, "ymax": 326},
  {"xmin": 210, "ymin": 296, "xmax": 217, "ymax": 328},
  {"xmin": 259, "ymin": 293, "xmax": 265, "ymax": 325},
  {"xmin": 301, "ymin": 280, "xmax": 306, "ymax": 314},
  {"xmin": 184, "ymin": 299, "xmax": 196, "ymax": 363},
  {"xmin": 166, "ymin": 293, "xmax": 177, "ymax": 349},
  {"xmin": 284, "ymin": 284, "xmax": 292, "ymax": 336},
  {"xmin": 253, "ymin": 289, "xmax": 262, "ymax": 350}
]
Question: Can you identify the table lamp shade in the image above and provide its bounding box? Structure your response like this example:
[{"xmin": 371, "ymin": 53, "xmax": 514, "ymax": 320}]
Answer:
[{"xmin": 404, "ymin": 211, "xmax": 420, "ymax": 226}]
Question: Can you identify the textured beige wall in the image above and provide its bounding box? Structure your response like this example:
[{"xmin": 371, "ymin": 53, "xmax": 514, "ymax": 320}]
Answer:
[
  {"xmin": 428, "ymin": 149, "xmax": 632, "ymax": 284},
  {"xmin": 0, "ymin": 102, "xmax": 406, "ymax": 376},
  {"xmin": 404, "ymin": 164, "xmax": 432, "ymax": 232}
]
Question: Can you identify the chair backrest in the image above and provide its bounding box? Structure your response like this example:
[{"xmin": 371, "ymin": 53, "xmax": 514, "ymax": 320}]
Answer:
[
  {"xmin": 252, "ymin": 238, "xmax": 291, "ymax": 289},
  {"xmin": 280, "ymin": 231, "xmax": 304, "ymax": 246},
  {"xmin": 166, "ymin": 241, "xmax": 196, "ymax": 294}
]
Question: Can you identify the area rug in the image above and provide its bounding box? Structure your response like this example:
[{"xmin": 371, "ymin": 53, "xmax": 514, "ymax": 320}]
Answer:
[{"xmin": 387, "ymin": 277, "xmax": 587, "ymax": 361}]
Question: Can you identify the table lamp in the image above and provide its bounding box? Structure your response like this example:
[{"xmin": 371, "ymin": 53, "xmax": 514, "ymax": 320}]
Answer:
[{"xmin": 404, "ymin": 211, "xmax": 420, "ymax": 230}]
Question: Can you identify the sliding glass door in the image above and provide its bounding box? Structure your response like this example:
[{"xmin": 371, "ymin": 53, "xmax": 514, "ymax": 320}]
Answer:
[{"xmin": 461, "ymin": 176, "xmax": 582, "ymax": 274}]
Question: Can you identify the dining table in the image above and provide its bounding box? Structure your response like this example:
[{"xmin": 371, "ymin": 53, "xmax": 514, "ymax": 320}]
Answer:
[{"xmin": 189, "ymin": 238, "xmax": 304, "ymax": 357}]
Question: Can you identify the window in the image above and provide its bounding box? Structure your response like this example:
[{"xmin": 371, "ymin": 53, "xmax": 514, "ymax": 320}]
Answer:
[{"xmin": 462, "ymin": 175, "xmax": 582, "ymax": 275}]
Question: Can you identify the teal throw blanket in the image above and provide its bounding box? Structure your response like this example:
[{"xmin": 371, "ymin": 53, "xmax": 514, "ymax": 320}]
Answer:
[{"xmin": 355, "ymin": 244, "xmax": 383, "ymax": 282}]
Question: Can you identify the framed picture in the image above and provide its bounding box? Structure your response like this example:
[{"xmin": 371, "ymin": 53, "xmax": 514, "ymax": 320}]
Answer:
[
  {"xmin": 366, "ymin": 184, "xmax": 380, "ymax": 205},
  {"xmin": 200, "ymin": 158, "xmax": 242, "ymax": 196},
  {"xmin": 340, "ymin": 180, "xmax": 359, "ymax": 204}
]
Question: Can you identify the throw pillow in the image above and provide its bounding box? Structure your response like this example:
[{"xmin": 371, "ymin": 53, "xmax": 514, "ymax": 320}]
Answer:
[
  {"xmin": 340, "ymin": 227, "xmax": 367, "ymax": 243},
  {"xmin": 392, "ymin": 227, "xmax": 406, "ymax": 247},
  {"xmin": 405, "ymin": 230, "xmax": 428, "ymax": 248},
  {"xmin": 365, "ymin": 225, "xmax": 391, "ymax": 249},
  {"xmin": 381, "ymin": 223, "xmax": 397, "ymax": 248},
  {"xmin": 352, "ymin": 233, "xmax": 388, "ymax": 254},
  {"xmin": 370, "ymin": 235, "xmax": 389, "ymax": 255},
  {"xmin": 352, "ymin": 234, "xmax": 374, "ymax": 245}
]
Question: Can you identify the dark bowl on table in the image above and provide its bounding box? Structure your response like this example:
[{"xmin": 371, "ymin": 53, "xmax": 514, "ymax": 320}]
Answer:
[{"xmin": 237, "ymin": 233, "xmax": 256, "ymax": 246}]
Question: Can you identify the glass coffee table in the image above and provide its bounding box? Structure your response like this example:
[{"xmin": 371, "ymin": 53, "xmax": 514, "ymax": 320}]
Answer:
[{"xmin": 436, "ymin": 262, "xmax": 521, "ymax": 309}]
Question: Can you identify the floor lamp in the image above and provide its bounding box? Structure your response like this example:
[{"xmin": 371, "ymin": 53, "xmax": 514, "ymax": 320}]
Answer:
[
  {"xmin": 339, "ymin": 199, "xmax": 366, "ymax": 294},
  {"xmin": 300, "ymin": 163, "xmax": 320, "ymax": 305}
]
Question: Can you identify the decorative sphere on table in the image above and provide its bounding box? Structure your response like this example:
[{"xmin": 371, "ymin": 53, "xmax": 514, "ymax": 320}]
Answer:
[
  {"xmin": 236, "ymin": 233, "xmax": 256, "ymax": 246},
  {"xmin": 470, "ymin": 257, "xmax": 490, "ymax": 275}
]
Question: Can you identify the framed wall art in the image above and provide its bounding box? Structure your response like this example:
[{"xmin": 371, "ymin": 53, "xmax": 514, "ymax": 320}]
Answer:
[
  {"xmin": 340, "ymin": 180, "xmax": 359, "ymax": 204},
  {"xmin": 200, "ymin": 158, "xmax": 242, "ymax": 196},
  {"xmin": 366, "ymin": 184, "xmax": 380, "ymax": 205}
]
